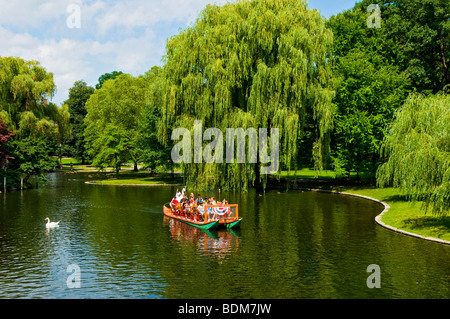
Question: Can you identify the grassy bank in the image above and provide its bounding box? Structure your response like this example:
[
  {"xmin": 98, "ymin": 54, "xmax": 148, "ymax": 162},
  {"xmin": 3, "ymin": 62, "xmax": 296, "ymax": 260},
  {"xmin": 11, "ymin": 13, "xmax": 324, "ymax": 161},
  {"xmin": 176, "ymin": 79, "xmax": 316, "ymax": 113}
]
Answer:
[
  {"xmin": 274, "ymin": 168, "xmax": 376, "ymax": 180},
  {"xmin": 88, "ymin": 171, "xmax": 183, "ymax": 186}
]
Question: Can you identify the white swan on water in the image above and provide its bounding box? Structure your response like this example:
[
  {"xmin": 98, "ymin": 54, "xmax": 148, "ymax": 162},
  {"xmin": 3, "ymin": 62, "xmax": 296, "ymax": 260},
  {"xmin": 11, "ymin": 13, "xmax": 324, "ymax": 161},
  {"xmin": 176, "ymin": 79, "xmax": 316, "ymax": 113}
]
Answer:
[{"xmin": 45, "ymin": 217, "xmax": 60, "ymax": 228}]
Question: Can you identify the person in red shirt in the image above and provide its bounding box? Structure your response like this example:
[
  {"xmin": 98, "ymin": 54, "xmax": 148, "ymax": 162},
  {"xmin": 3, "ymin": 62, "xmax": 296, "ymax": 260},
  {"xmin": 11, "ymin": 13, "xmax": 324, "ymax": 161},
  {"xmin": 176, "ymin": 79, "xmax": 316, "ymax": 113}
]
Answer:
[{"xmin": 170, "ymin": 197, "xmax": 179, "ymax": 213}]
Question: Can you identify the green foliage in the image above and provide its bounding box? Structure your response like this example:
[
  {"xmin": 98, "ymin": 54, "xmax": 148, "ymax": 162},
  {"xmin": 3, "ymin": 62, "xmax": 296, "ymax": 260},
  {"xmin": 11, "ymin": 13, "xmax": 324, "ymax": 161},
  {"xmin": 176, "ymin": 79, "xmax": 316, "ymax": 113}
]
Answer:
[
  {"xmin": 8, "ymin": 137, "xmax": 57, "ymax": 187},
  {"xmin": 64, "ymin": 80, "xmax": 95, "ymax": 163},
  {"xmin": 357, "ymin": 0, "xmax": 449, "ymax": 93},
  {"xmin": 0, "ymin": 118, "xmax": 15, "ymax": 169},
  {"xmin": 327, "ymin": 0, "xmax": 449, "ymax": 179},
  {"xmin": 330, "ymin": 49, "xmax": 410, "ymax": 175},
  {"xmin": 377, "ymin": 94, "xmax": 450, "ymax": 215},
  {"xmin": 95, "ymin": 71, "xmax": 123, "ymax": 90},
  {"xmin": 91, "ymin": 124, "xmax": 130, "ymax": 176},
  {"xmin": 161, "ymin": 0, "xmax": 335, "ymax": 190},
  {"xmin": 137, "ymin": 67, "xmax": 173, "ymax": 171},
  {"xmin": 0, "ymin": 56, "xmax": 70, "ymax": 186},
  {"xmin": 327, "ymin": 2, "xmax": 411, "ymax": 177},
  {"xmin": 0, "ymin": 56, "xmax": 56, "ymax": 130},
  {"xmin": 84, "ymin": 73, "xmax": 147, "ymax": 171}
]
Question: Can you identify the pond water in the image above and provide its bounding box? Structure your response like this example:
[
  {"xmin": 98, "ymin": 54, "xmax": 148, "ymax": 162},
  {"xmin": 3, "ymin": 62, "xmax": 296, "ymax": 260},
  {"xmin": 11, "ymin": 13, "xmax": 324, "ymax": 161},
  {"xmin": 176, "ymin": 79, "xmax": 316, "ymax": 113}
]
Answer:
[{"xmin": 0, "ymin": 172, "xmax": 448, "ymax": 298}]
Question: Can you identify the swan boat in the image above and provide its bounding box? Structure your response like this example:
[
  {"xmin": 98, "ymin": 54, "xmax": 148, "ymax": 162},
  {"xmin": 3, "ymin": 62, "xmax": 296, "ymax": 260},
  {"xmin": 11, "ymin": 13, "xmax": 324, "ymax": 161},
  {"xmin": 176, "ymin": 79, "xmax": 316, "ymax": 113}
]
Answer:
[{"xmin": 163, "ymin": 203, "xmax": 241, "ymax": 230}]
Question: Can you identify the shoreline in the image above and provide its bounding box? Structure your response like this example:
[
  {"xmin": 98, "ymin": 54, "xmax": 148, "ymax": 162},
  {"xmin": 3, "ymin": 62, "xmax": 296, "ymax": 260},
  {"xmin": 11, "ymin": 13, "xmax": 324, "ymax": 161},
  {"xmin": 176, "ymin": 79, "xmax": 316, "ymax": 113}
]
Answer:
[{"xmin": 302, "ymin": 188, "xmax": 450, "ymax": 246}]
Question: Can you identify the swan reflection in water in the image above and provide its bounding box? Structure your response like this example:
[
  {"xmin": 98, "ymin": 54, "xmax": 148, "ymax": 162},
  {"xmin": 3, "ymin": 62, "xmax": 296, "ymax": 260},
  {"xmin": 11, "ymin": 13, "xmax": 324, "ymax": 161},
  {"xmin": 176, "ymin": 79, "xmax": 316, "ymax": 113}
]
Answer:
[{"xmin": 164, "ymin": 217, "xmax": 240, "ymax": 261}]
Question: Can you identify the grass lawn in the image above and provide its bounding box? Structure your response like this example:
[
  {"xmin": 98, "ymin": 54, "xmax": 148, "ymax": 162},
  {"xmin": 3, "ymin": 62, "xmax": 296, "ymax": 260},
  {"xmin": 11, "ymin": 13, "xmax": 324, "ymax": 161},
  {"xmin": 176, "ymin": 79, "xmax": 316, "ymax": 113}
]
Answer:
[
  {"xmin": 58, "ymin": 157, "xmax": 140, "ymax": 171},
  {"xmin": 90, "ymin": 171, "xmax": 183, "ymax": 185},
  {"xmin": 275, "ymin": 168, "xmax": 376, "ymax": 180},
  {"xmin": 96, "ymin": 177, "xmax": 182, "ymax": 185},
  {"xmin": 60, "ymin": 157, "xmax": 83, "ymax": 165}
]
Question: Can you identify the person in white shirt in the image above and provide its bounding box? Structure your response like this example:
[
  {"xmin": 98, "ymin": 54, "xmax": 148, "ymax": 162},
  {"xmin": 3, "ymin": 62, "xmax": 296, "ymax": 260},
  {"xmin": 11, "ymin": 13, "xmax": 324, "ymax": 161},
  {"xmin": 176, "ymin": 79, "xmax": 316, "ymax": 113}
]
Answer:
[{"xmin": 175, "ymin": 189, "xmax": 182, "ymax": 202}]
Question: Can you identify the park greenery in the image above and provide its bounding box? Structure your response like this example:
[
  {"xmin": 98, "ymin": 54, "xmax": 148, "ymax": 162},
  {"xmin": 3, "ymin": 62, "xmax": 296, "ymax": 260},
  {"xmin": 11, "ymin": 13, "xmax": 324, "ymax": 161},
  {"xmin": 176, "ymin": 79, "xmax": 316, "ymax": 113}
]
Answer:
[{"xmin": 0, "ymin": 0, "xmax": 449, "ymax": 224}]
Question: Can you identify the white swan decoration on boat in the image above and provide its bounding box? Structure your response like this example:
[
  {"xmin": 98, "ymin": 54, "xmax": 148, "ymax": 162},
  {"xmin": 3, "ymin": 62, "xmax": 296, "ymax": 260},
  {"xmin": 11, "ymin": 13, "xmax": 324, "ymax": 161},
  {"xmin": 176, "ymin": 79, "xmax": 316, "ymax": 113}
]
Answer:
[{"xmin": 45, "ymin": 217, "xmax": 60, "ymax": 228}]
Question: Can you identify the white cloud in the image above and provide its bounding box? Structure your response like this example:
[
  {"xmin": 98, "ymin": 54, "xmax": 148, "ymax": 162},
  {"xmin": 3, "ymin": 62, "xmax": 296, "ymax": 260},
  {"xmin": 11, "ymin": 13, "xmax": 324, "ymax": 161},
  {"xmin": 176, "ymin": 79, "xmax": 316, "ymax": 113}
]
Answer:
[
  {"xmin": 93, "ymin": 0, "xmax": 224, "ymax": 33},
  {"xmin": 0, "ymin": 0, "xmax": 68, "ymax": 28},
  {"xmin": 0, "ymin": 24, "xmax": 159, "ymax": 104},
  {"xmin": 0, "ymin": 0, "xmax": 230, "ymax": 105}
]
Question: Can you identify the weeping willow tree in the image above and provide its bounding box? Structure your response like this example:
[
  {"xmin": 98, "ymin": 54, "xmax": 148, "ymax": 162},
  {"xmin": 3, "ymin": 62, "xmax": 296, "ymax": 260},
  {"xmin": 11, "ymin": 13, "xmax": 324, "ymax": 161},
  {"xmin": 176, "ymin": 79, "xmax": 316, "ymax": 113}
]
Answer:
[
  {"xmin": 0, "ymin": 56, "xmax": 56, "ymax": 130},
  {"xmin": 160, "ymin": 0, "xmax": 335, "ymax": 191},
  {"xmin": 377, "ymin": 94, "xmax": 450, "ymax": 215}
]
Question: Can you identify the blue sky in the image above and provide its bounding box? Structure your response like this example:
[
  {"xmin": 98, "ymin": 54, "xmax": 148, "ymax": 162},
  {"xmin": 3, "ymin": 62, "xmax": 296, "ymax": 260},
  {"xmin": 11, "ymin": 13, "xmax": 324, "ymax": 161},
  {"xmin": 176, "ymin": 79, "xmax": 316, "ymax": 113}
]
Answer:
[{"xmin": 0, "ymin": 0, "xmax": 358, "ymax": 105}]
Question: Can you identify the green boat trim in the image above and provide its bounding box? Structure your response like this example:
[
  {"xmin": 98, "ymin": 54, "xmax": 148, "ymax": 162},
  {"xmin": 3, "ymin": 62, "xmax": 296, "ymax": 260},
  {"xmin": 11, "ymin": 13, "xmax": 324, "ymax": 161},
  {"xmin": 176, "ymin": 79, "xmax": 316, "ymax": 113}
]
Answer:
[
  {"xmin": 225, "ymin": 218, "xmax": 242, "ymax": 229},
  {"xmin": 183, "ymin": 219, "xmax": 219, "ymax": 230},
  {"xmin": 163, "ymin": 206, "xmax": 219, "ymax": 230}
]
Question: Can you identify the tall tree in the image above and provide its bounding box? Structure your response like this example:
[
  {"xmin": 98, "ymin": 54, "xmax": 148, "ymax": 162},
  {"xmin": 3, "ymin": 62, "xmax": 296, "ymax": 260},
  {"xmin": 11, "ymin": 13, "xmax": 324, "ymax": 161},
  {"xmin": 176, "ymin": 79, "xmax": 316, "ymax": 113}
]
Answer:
[
  {"xmin": 160, "ymin": 0, "xmax": 335, "ymax": 190},
  {"xmin": 327, "ymin": 6, "xmax": 411, "ymax": 178},
  {"xmin": 9, "ymin": 138, "xmax": 57, "ymax": 188},
  {"xmin": 137, "ymin": 66, "xmax": 173, "ymax": 172},
  {"xmin": 0, "ymin": 56, "xmax": 56, "ymax": 131},
  {"xmin": 377, "ymin": 94, "xmax": 450, "ymax": 215},
  {"xmin": 65, "ymin": 80, "xmax": 95, "ymax": 164},
  {"xmin": 0, "ymin": 56, "xmax": 66, "ymax": 187},
  {"xmin": 91, "ymin": 124, "xmax": 130, "ymax": 177},
  {"xmin": 84, "ymin": 73, "xmax": 148, "ymax": 172},
  {"xmin": 357, "ymin": 0, "xmax": 449, "ymax": 94}
]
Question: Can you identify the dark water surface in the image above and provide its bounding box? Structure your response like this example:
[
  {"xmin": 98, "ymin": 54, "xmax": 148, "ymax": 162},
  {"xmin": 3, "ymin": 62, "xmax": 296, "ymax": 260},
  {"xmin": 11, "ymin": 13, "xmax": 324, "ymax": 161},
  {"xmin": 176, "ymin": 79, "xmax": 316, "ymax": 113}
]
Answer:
[{"xmin": 0, "ymin": 172, "xmax": 448, "ymax": 298}]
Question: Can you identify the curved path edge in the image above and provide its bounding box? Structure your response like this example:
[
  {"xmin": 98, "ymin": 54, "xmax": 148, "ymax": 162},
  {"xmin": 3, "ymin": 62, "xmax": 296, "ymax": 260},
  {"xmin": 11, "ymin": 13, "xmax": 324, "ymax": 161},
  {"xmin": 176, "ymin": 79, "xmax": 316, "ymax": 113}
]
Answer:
[{"xmin": 301, "ymin": 188, "xmax": 450, "ymax": 246}]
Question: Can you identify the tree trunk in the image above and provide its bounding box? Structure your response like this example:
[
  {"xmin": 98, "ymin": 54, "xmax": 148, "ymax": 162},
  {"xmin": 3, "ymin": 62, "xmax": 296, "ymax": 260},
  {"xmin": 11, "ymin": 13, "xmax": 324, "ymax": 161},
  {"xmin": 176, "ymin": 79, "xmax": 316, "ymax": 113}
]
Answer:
[{"xmin": 254, "ymin": 163, "xmax": 263, "ymax": 192}]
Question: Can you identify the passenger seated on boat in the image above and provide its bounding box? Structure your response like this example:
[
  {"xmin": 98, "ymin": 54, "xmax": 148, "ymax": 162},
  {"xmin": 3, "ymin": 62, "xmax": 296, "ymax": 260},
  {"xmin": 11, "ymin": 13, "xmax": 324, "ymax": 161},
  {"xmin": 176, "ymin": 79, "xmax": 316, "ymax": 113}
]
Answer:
[
  {"xmin": 189, "ymin": 196, "xmax": 197, "ymax": 219},
  {"xmin": 205, "ymin": 198, "xmax": 215, "ymax": 220},
  {"xmin": 175, "ymin": 189, "xmax": 183, "ymax": 202},
  {"xmin": 222, "ymin": 199, "xmax": 231, "ymax": 216},
  {"xmin": 170, "ymin": 197, "xmax": 179, "ymax": 210},
  {"xmin": 196, "ymin": 195, "xmax": 204, "ymax": 204},
  {"xmin": 190, "ymin": 196, "xmax": 197, "ymax": 208},
  {"xmin": 197, "ymin": 203, "xmax": 205, "ymax": 221},
  {"xmin": 210, "ymin": 197, "xmax": 218, "ymax": 219},
  {"xmin": 180, "ymin": 196, "xmax": 189, "ymax": 216}
]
